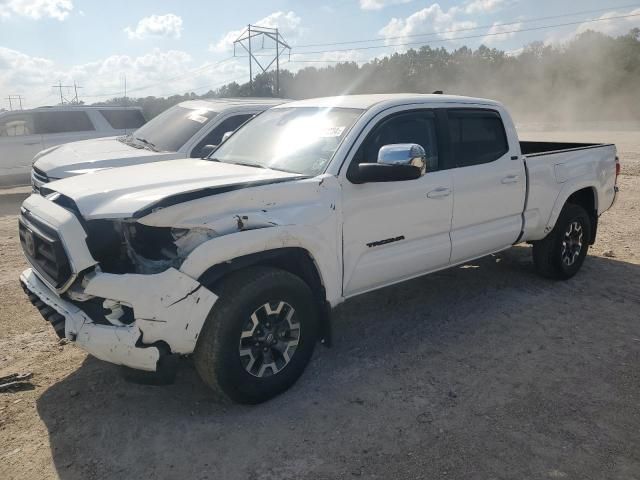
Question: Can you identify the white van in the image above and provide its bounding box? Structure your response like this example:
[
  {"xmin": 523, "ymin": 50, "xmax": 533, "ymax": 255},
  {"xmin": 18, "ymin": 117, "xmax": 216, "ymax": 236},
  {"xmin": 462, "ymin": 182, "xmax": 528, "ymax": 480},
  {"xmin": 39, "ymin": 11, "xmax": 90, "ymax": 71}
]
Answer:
[
  {"xmin": 0, "ymin": 105, "xmax": 146, "ymax": 187},
  {"xmin": 31, "ymin": 98, "xmax": 288, "ymax": 192}
]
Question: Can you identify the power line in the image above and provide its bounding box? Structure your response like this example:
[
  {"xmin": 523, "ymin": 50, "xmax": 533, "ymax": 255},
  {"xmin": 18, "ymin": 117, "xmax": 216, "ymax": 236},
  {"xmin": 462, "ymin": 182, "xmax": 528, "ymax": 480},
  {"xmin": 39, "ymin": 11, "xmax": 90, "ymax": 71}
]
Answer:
[
  {"xmin": 38, "ymin": 6, "xmax": 640, "ymax": 104},
  {"xmin": 84, "ymin": 56, "xmax": 238, "ymax": 98},
  {"xmin": 287, "ymin": 11, "xmax": 640, "ymax": 56},
  {"xmin": 290, "ymin": 3, "xmax": 640, "ymax": 49}
]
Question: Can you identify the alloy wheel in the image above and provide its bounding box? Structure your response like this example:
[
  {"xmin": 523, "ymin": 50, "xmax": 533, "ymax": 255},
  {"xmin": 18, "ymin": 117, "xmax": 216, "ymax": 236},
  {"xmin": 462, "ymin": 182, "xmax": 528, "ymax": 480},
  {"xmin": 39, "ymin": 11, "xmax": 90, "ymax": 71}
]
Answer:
[{"xmin": 238, "ymin": 301, "xmax": 301, "ymax": 378}]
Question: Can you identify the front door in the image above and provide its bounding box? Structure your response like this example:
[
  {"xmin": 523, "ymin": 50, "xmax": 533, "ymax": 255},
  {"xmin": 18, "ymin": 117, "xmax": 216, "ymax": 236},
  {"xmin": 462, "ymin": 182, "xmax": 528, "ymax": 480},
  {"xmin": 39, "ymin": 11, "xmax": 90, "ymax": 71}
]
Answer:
[{"xmin": 341, "ymin": 109, "xmax": 453, "ymax": 297}]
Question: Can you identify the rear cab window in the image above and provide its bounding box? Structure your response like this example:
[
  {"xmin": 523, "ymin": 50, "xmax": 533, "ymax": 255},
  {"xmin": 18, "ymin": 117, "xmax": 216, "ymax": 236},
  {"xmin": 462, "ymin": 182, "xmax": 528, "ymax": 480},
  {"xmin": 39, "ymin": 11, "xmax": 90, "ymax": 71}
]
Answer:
[
  {"xmin": 447, "ymin": 109, "xmax": 508, "ymax": 167},
  {"xmin": 99, "ymin": 109, "xmax": 146, "ymax": 130}
]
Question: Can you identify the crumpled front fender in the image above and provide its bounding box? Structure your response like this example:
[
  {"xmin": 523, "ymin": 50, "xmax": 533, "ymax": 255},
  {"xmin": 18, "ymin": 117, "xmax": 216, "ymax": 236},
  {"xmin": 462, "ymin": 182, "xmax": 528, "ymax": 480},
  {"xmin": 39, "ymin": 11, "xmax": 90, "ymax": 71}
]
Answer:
[
  {"xmin": 83, "ymin": 268, "xmax": 218, "ymax": 354},
  {"xmin": 20, "ymin": 267, "xmax": 217, "ymax": 371}
]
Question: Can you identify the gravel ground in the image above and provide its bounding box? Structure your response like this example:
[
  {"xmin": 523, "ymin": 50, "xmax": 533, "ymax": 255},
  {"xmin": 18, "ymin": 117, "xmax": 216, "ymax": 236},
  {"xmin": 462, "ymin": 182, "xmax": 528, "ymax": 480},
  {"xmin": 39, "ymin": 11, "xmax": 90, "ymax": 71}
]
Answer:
[{"xmin": 0, "ymin": 131, "xmax": 639, "ymax": 480}]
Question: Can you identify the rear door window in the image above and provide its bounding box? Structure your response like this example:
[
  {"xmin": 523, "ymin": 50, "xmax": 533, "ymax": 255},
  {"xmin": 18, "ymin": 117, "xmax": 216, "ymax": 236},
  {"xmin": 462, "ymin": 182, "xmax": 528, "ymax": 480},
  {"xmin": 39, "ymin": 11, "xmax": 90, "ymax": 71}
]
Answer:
[
  {"xmin": 99, "ymin": 109, "xmax": 146, "ymax": 130},
  {"xmin": 447, "ymin": 110, "xmax": 508, "ymax": 167},
  {"xmin": 33, "ymin": 111, "xmax": 95, "ymax": 134}
]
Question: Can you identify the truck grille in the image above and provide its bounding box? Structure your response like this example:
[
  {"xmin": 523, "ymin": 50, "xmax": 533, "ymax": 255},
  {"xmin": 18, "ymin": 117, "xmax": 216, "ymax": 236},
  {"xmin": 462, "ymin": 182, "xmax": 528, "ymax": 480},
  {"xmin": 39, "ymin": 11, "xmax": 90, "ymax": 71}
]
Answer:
[
  {"xmin": 31, "ymin": 167, "xmax": 49, "ymax": 193},
  {"xmin": 18, "ymin": 210, "xmax": 72, "ymax": 290}
]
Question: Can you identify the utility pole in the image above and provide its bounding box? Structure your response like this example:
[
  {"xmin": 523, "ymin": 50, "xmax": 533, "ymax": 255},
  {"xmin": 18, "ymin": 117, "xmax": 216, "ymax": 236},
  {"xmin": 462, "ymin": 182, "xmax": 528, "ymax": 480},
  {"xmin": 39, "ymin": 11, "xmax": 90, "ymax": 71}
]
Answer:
[
  {"xmin": 233, "ymin": 24, "xmax": 291, "ymax": 96},
  {"xmin": 247, "ymin": 24, "xmax": 252, "ymax": 93},
  {"xmin": 6, "ymin": 95, "xmax": 23, "ymax": 110},
  {"xmin": 72, "ymin": 81, "xmax": 83, "ymax": 104},
  {"xmin": 52, "ymin": 81, "xmax": 74, "ymax": 104}
]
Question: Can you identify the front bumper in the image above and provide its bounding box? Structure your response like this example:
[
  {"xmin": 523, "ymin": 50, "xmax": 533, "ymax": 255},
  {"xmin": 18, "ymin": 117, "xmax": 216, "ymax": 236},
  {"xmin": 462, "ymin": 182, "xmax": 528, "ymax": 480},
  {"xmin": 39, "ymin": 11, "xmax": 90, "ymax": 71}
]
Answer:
[{"xmin": 20, "ymin": 267, "xmax": 217, "ymax": 371}]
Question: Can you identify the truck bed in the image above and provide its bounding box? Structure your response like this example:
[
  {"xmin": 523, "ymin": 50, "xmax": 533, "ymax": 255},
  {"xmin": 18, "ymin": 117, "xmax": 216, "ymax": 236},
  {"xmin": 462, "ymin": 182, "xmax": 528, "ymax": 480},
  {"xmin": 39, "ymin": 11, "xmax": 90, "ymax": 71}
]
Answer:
[
  {"xmin": 520, "ymin": 141, "xmax": 612, "ymax": 157},
  {"xmin": 519, "ymin": 141, "xmax": 617, "ymax": 243}
]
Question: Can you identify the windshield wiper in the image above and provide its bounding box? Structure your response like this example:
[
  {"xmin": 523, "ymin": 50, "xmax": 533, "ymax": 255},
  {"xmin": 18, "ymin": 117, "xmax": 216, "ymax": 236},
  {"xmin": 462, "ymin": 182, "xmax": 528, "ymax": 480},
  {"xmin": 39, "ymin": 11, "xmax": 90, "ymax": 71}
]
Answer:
[
  {"xmin": 229, "ymin": 161, "xmax": 267, "ymax": 169},
  {"xmin": 211, "ymin": 158, "xmax": 295, "ymax": 174},
  {"xmin": 118, "ymin": 135, "xmax": 144, "ymax": 149},
  {"xmin": 135, "ymin": 137, "xmax": 160, "ymax": 152}
]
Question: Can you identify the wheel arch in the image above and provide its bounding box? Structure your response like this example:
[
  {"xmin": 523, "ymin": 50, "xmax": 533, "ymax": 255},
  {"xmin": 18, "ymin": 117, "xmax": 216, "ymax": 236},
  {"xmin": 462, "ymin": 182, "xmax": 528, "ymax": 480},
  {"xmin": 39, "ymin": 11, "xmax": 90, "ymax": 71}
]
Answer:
[
  {"xmin": 196, "ymin": 247, "xmax": 333, "ymax": 346},
  {"xmin": 547, "ymin": 184, "xmax": 599, "ymax": 244},
  {"xmin": 566, "ymin": 187, "xmax": 597, "ymax": 244}
]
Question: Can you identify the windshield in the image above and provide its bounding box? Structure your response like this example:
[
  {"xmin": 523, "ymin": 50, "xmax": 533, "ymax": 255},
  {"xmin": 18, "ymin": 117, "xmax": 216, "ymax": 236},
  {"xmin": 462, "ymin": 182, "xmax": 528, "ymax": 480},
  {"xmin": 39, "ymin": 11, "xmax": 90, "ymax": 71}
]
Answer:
[
  {"xmin": 129, "ymin": 105, "xmax": 217, "ymax": 152},
  {"xmin": 211, "ymin": 107, "xmax": 364, "ymax": 176}
]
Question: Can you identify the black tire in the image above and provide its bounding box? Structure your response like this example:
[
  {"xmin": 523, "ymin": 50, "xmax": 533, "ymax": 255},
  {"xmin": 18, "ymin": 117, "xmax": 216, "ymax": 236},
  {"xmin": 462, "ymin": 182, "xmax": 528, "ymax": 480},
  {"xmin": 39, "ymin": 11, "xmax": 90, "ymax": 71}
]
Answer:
[
  {"xmin": 194, "ymin": 266, "xmax": 319, "ymax": 404},
  {"xmin": 532, "ymin": 203, "xmax": 592, "ymax": 280}
]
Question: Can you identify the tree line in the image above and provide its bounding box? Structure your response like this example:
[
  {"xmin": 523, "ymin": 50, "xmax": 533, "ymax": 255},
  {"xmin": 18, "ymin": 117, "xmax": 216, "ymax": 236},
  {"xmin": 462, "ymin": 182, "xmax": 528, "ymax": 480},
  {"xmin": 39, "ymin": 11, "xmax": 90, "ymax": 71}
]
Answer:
[{"xmin": 98, "ymin": 28, "xmax": 640, "ymax": 124}]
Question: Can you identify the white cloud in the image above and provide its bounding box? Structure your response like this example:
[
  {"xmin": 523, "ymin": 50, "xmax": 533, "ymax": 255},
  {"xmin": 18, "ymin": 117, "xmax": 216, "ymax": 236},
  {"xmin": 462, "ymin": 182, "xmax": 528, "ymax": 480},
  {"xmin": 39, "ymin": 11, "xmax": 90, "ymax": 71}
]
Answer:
[
  {"xmin": 0, "ymin": 46, "xmax": 250, "ymax": 107},
  {"xmin": 482, "ymin": 21, "xmax": 522, "ymax": 45},
  {"xmin": 211, "ymin": 11, "xmax": 302, "ymax": 52},
  {"xmin": 359, "ymin": 0, "xmax": 413, "ymax": 11},
  {"xmin": 378, "ymin": 0, "xmax": 514, "ymax": 49},
  {"xmin": 379, "ymin": 3, "xmax": 476, "ymax": 45},
  {"xmin": 575, "ymin": 8, "xmax": 640, "ymax": 37},
  {"xmin": 463, "ymin": 0, "xmax": 505, "ymax": 14},
  {"xmin": 0, "ymin": 46, "xmax": 55, "ymax": 89},
  {"xmin": 0, "ymin": 0, "xmax": 73, "ymax": 20},
  {"xmin": 546, "ymin": 8, "xmax": 640, "ymax": 45},
  {"xmin": 125, "ymin": 13, "xmax": 183, "ymax": 40}
]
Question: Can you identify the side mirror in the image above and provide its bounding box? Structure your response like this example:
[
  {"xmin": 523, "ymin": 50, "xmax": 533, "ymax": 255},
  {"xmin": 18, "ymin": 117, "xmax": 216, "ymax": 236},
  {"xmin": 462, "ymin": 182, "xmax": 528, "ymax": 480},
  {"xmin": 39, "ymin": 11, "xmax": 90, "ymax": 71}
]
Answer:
[
  {"xmin": 377, "ymin": 143, "xmax": 427, "ymax": 175},
  {"xmin": 350, "ymin": 163, "xmax": 422, "ymax": 184},
  {"xmin": 199, "ymin": 144, "xmax": 216, "ymax": 159},
  {"xmin": 347, "ymin": 143, "xmax": 426, "ymax": 184},
  {"xmin": 221, "ymin": 131, "xmax": 234, "ymax": 143}
]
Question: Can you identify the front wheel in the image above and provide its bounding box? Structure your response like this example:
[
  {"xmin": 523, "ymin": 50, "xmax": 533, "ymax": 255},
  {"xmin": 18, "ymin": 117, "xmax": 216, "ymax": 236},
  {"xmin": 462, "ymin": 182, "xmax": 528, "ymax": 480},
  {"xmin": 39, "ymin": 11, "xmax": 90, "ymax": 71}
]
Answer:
[
  {"xmin": 194, "ymin": 266, "xmax": 319, "ymax": 404},
  {"xmin": 532, "ymin": 203, "xmax": 592, "ymax": 280}
]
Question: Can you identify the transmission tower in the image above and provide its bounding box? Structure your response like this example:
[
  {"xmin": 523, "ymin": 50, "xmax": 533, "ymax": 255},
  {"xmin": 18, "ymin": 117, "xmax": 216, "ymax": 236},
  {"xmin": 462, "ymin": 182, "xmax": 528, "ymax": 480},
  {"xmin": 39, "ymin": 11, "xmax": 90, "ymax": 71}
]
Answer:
[
  {"xmin": 6, "ymin": 95, "xmax": 23, "ymax": 110},
  {"xmin": 52, "ymin": 81, "xmax": 82, "ymax": 104},
  {"xmin": 233, "ymin": 24, "xmax": 291, "ymax": 96}
]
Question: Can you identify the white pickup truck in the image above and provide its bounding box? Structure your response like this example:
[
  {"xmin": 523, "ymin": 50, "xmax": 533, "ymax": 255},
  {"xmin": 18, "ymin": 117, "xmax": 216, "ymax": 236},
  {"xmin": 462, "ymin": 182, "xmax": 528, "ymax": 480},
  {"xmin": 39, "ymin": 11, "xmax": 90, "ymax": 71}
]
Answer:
[{"xmin": 18, "ymin": 94, "xmax": 619, "ymax": 404}]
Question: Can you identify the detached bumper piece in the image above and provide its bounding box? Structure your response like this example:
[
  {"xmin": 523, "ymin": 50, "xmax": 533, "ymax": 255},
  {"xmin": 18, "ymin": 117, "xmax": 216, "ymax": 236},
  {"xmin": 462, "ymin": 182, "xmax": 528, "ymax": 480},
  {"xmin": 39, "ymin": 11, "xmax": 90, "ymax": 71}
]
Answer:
[
  {"xmin": 20, "ymin": 268, "xmax": 161, "ymax": 371},
  {"xmin": 21, "ymin": 281, "xmax": 66, "ymax": 338}
]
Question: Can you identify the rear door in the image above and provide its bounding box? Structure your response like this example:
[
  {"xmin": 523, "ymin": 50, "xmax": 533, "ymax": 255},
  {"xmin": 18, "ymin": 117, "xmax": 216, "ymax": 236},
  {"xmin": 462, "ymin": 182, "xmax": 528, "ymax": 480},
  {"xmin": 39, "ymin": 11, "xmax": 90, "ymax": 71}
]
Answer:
[
  {"xmin": 447, "ymin": 108, "xmax": 525, "ymax": 263},
  {"xmin": 0, "ymin": 112, "xmax": 43, "ymax": 186}
]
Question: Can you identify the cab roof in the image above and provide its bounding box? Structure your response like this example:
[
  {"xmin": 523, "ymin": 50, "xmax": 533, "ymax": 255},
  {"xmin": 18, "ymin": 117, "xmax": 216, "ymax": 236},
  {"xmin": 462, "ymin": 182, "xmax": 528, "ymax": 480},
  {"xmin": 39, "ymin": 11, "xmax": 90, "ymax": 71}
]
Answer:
[
  {"xmin": 179, "ymin": 97, "xmax": 290, "ymax": 113},
  {"xmin": 0, "ymin": 105, "xmax": 143, "ymax": 115},
  {"xmin": 274, "ymin": 93, "xmax": 501, "ymax": 111}
]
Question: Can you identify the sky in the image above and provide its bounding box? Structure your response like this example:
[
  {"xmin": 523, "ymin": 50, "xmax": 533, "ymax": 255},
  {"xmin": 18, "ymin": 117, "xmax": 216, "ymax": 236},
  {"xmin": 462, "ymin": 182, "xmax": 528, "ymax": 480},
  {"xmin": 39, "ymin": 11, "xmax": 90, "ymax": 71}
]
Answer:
[{"xmin": 1, "ymin": 0, "xmax": 639, "ymax": 108}]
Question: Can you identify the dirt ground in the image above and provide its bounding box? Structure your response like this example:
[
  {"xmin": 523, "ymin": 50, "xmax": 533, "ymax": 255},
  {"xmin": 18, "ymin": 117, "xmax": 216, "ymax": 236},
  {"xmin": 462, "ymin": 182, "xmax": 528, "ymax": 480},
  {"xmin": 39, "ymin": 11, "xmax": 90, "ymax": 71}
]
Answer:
[{"xmin": 1, "ymin": 130, "xmax": 639, "ymax": 480}]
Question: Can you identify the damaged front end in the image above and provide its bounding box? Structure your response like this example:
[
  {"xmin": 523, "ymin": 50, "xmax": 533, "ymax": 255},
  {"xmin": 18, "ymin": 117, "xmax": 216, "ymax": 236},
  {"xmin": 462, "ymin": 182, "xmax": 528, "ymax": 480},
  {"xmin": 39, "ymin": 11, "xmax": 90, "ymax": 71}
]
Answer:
[
  {"xmin": 18, "ymin": 194, "xmax": 218, "ymax": 371},
  {"xmin": 83, "ymin": 219, "xmax": 218, "ymax": 274}
]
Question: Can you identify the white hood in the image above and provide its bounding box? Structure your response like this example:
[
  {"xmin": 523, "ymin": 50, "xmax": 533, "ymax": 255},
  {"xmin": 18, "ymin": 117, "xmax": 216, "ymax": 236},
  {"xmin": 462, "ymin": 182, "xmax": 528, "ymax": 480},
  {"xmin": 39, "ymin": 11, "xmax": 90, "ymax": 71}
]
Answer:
[
  {"xmin": 44, "ymin": 158, "xmax": 303, "ymax": 220},
  {"xmin": 34, "ymin": 137, "xmax": 175, "ymax": 179}
]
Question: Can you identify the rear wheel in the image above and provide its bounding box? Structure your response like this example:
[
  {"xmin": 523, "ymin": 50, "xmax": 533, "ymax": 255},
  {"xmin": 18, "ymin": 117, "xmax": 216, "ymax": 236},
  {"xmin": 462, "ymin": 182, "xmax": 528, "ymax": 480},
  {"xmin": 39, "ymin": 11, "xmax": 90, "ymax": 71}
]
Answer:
[
  {"xmin": 532, "ymin": 203, "xmax": 592, "ymax": 280},
  {"xmin": 194, "ymin": 266, "xmax": 319, "ymax": 404}
]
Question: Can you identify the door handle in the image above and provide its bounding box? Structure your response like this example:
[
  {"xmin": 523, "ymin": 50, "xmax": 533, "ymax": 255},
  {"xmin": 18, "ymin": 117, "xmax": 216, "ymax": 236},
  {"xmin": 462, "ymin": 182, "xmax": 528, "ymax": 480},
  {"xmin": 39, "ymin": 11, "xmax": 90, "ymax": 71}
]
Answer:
[
  {"xmin": 427, "ymin": 187, "xmax": 451, "ymax": 199},
  {"xmin": 501, "ymin": 175, "xmax": 520, "ymax": 184},
  {"xmin": 23, "ymin": 142, "xmax": 41, "ymax": 146}
]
